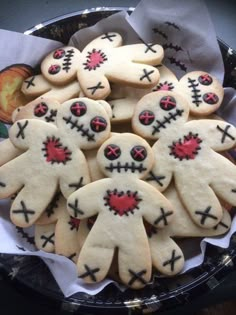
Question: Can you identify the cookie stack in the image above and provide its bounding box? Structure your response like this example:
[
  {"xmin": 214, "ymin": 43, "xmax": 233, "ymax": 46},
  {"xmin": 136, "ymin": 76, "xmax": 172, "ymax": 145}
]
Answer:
[{"xmin": 0, "ymin": 32, "xmax": 235, "ymax": 289}]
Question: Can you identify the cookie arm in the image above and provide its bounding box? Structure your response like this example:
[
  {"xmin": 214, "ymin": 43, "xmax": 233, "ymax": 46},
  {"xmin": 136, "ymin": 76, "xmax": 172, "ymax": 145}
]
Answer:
[
  {"xmin": 144, "ymin": 142, "xmax": 173, "ymax": 191},
  {"xmin": 116, "ymin": 43, "xmax": 164, "ymax": 65},
  {"xmin": 21, "ymin": 74, "xmax": 51, "ymax": 97},
  {"xmin": 9, "ymin": 119, "xmax": 57, "ymax": 150},
  {"xmin": 186, "ymin": 120, "xmax": 236, "ymax": 151},
  {"xmin": 0, "ymin": 139, "xmax": 22, "ymax": 166},
  {"xmin": 140, "ymin": 181, "xmax": 175, "ymax": 229},
  {"xmin": 59, "ymin": 150, "xmax": 91, "ymax": 198},
  {"xmin": 84, "ymin": 32, "xmax": 122, "ymax": 51},
  {"xmin": 67, "ymin": 179, "xmax": 110, "ymax": 219}
]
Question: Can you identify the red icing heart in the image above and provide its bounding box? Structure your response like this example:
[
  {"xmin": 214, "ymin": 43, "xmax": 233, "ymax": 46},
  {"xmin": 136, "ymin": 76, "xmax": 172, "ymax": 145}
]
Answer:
[
  {"xmin": 43, "ymin": 136, "xmax": 72, "ymax": 164},
  {"xmin": 104, "ymin": 190, "xmax": 141, "ymax": 216},
  {"xmin": 169, "ymin": 132, "xmax": 202, "ymax": 160}
]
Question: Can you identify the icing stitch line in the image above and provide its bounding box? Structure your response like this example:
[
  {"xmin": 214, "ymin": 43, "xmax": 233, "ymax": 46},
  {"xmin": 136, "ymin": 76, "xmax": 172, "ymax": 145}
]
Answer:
[
  {"xmin": 152, "ymin": 109, "xmax": 184, "ymax": 135},
  {"xmin": 105, "ymin": 161, "xmax": 147, "ymax": 173},
  {"xmin": 62, "ymin": 49, "xmax": 74, "ymax": 72},
  {"xmin": 168, "ymin": 57, "xmax": 187, "ymax": 72},
  {"xmin": 164, "ymin": 21, "xmax": 180, "ymax": 30},
  {"xmin": 187, "ymin": 78, "xmax": 202, "ymax": 106},
  {"xmin": 63, "ymin": 115, "xmax": 95, "ymax": 141},
  {"xmin": 163, "ymin": 43, "xmax": 183, "ymax": 52}
]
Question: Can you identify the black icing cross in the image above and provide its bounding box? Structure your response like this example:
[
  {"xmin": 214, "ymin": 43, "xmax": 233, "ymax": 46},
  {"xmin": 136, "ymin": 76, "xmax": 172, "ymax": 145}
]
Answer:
[
  {"xmin": 68, "ymin": 177, "xmax": 84, "ymax": 191},
  {"xmin": 0, "ymin": 182, "xmax": 6, "ymax": 187},
  {"xmin": 87, "ymin": 82, "xmax": 105, "ymax": 95},
  {"xmin": 16, "ymin": 120, "xmax": 29, "ymax": 139},
  {"xmin": 101, "ymin": 33, "xmax": 117, "ymax": 42},
  {"xmin": 68, "ymin": 198, "xmax": 84, "ymax": 217},
  {"xmin": 79, "ymin": 264, "xmax": 100, "ymax": 282},
  {"xmin": 154, "ymin": 207, "xmax": 173, "ymax": 226},
  {"xmin": 195, "ymin": 206, "xmax": 218, "ymax": 225},
  {"xmin": 146, "ymin": 171, "xmax": 166, "ymax": 187},
  {"xmin": 45, "ymin": 109, "xmax": 57, "ymax": 123},
  {"xmin": 213, "ymin": 220, "xmax": 229, "ymax": 230},
  {"xmin": 144, "ymin": 43, "xmax": 157, "ymax": 53},
  {"xmin": 162, "ymin": 250, "xmax": 182, "ymax": 272},
  {"xmin": 128, "ymin": 269, "xmax": 147, "ymax": 286},
  {"xmin": 24, "ymin": 76, "xmax": 35, "ymax": 89},
  {"xmin": 140, "ymin": 69, "xmax": 154, "ymax": 83},
  {"xmin": 12, "ymin": 201, "xmax": 35, "ymax": 223},
  {"xmin": 41, "ymin": 233, "xmax": 55, "ymax": 248},
  {"xmin": 216, "ymin": 125, "xmax": 235, "ymax": 144}
]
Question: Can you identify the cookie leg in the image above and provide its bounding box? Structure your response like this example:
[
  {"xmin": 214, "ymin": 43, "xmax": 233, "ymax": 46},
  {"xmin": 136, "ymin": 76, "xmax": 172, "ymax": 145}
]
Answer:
[
  {"xmin": 10, "ymin": 179, "xmax": 58, "ymax": 227},
  {"xmin": 78, "ymin": 72, "xmax": 110, "ymax": 100},
  {"xmin": 175, "ymin": 177, "xmax": 223, "ymax": 228},
  {"xmin": 118, "ymin": 240, "xmax": 152, "ymax": 289},
  {"xmin": 35, "ymin": 223, "xmax": 55, "ymax": 252},
  {"xmin": 107, "ymin": 63, "xmax": 159, "ymax": 88},
  {"xmin": 0, "ymin": 139, "xmax": 22, "ymax": 167},
  {"xmin": 77, "ymin": 234, "xmax": 114, "ymax": 283},
  {"xmin": 149, "ymin": 232, "xmax": 184, "ymax": 276}
]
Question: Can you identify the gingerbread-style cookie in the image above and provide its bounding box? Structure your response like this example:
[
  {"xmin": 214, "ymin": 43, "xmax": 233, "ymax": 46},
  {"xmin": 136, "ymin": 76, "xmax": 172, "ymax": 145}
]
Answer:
[
  {"xmin": 132, "ymin": 91, "xmax": 236, "ymax": 228},
  {"xmin": 0, "ymin": 98, "xmax": 60, "ymax": 167},
  {"xmin": 146, "ymin": 182, "xmax": 231, "ymax": 275},
  {"xmin": 177, "ymin": 71, "xmax": 224, "ymax": 116},
  {"xmin": 67, "ymin": 133, "xmax": 175, "ymax": 289},
  {"xmin": 108, "ymin": 64, "xmax": 178, "ymax": 123},
  {"xmin": 0, "ymin": 97, "xmax": 111, "ymax": 227},
  {"xmin": 36, "ymin": 193, "xmax": 81, "ymax": 262},
  {"xmin": 21, "ymin": 74, "xmax": 81, "ymax": 103},
  {"xmin": 41, "ymin": 33, "xmax": 164, "ymax": 100}
]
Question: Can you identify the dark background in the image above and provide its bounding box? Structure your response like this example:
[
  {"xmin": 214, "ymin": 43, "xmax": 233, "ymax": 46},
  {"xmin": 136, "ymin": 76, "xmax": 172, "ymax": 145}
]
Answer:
[{"xmin": 0, "ymin": 0, "xmax": 236, "ymax": 314}]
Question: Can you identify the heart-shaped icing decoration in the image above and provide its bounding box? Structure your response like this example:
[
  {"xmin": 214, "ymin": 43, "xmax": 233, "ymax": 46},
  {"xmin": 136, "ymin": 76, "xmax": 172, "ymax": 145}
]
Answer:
[
  {"xmin": 169, "ymin": 132, "xmax": 202, "ymax": 160},
  {"xmin": 42, "ymin": 136, "xmax": 72, "ymax": 164},
  {"xmin": 104, "ymin": 189, "xmax": 141, "ymax": 216}
]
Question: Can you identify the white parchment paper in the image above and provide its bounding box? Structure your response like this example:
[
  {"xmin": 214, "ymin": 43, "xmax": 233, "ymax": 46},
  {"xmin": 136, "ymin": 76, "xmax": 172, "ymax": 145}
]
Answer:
[{"xmin": 0, "ymin": 0, "xmax": 236, "ymax": 298}]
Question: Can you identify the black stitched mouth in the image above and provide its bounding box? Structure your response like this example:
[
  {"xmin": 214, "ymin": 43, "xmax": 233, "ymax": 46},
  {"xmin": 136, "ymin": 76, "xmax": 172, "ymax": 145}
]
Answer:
[
  {"xmin": 63, "ymin": 115, "xmax": 95, "ymax": 141},
  {"xmin": 105, "ymin": 162, "xmax": 147, "ymax": 173},
  {"xmin": 152, "ymin": 109, "xmax": 184, "ymax": 135},
  {"xmin": 188, "ymin": 78, "xmax": 201, "ymax": 106},
  {"xmin": 62, "ymin": 49, "xmax": 74, "ymax": 72},
  {"xmin": 45, "ymin": 109, "xmax": 57, "ymax": 123}
]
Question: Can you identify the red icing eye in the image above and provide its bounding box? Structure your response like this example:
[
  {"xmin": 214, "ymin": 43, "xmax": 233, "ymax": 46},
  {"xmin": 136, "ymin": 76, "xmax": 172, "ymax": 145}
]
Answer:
[
  {"xmin": 203, "ymin": 92, "xmax": 219, "ymax": 104},
  {"xmin": 70, "ymin": 101, "xmax": 87, "ymax": 117},
  {"xmin": 90, "ymin": 116, "xmax": 107, "ymax": 132},
  {"xmin": 48, "ymin": 64, "xmax": 61, "ymax": 74},
  {"xmin": 130, "ymin": 146, "xmax": 147, "ymax": 161},
  {"xmin": 53, "ymin": 49, "xmax": 65, "ymax": 59},
  {"xmin": 104, "ymin": 144, "xmax": 121, "ymax": 160},
  {"xmin": 198, "ymin": 74, "xmax": 213, "ymax": 85},
  {"xmin": 139, "ymin": 110, "xmax": 155, "ymax": 125},
  {"xmin": 160, "ymin": 96, "xmax": 176, "ymax": 111},
  {"xmin": 34, "ymin": 102, "xmax": 48, "ymax": 117}
]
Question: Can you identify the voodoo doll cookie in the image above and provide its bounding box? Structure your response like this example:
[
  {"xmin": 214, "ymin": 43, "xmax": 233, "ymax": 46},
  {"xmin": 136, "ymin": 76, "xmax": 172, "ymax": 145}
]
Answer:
[
  {"xmin": 0, "ymin": 97, "xmax": 60, "ymax": 167},
  {"xmin": 177, "ymin": 71, "xmax": 224, "ymax": 116},
  {"xmin": 0, "ymin": 97, "xmax": 111, "ymax": 227},
  {"xmin": 21, "ymin": 73, "xmax": 81, "ymax": 103},
  {"xmin": 108, "ymin": 64, "xmax": 178, "ymax": 123},
  {"xmin": 36, "ymin": 192, "xmax": 81, "ymax": 262},
  {"xmin": 132, "ymin": 91, "xmax": 236, "ymax": 228},
  {"xmin": 67, "ymin": 133, "xmax": 175, "ymax": 289},
  {"xmin": 41, "ymin": 33, "xmax": 164, "ymax": 100},
  {"xmin": 146, "ymin": 182, "xmax": 231, "ymax": 275}
]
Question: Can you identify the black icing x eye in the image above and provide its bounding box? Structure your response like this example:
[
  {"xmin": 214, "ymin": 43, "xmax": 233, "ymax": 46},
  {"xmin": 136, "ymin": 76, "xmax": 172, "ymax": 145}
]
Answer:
[
  {"xmin": 130, "ymin": 146, "xmax": 147, "ymax": 161},
  {"xmin": 160, "ymin": 96, "xmax": 176, "ymax": 111},
  {"xmin": 48, "ymin": 64, "xmax": 61, "ymax": 74},
  {"xmin": 53, "ymin": 49, "xmax": 65, "ymax": 59},
  {"xmin": 104, "ymin": 144, "xmax": 121, "ymax": 160},
  {"xmin": 34, "ymin": 102, "xmax": 48, "ymax": 117},
  {"xmin": 90, "ymin": 116, "xmax": 107, "ymax": 132},
  {"xmin": 198, "ymin": 74, "xmax": 213, "ymax": 85},
  {"xmin": 70, "ymin": 101, "xmax": 87, "ymax": 117},
  {"xmin": 139, "ymin": 110, "xmax": 155, "ymax": 125},
  {"xmin": 203, "ymin": 92, "xmax": 219, "ymax": 104}
]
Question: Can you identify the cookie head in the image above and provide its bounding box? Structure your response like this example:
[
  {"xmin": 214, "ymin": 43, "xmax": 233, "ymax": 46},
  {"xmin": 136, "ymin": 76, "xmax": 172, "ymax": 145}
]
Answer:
[
  {"xmin": 56, "ymin": 97, "xmax": 111, "ymax": 150},
  {"xmin": 97, "ymin": 133, "xmax": 154, "ymax": 179},
  {"xmin": 41, "ymin": 47, "xmax": 81, "ymax": 85},
  {"xmin": 12, "ymin": 97, "xmax": 60, "ymax": 123},
  {"xmin": 132, "ymin": 91, "xmax": 189, "ymax": 140},
  {"xmin": 177, "ymin": 71, "xmax": 224, "ymax": 116}
]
